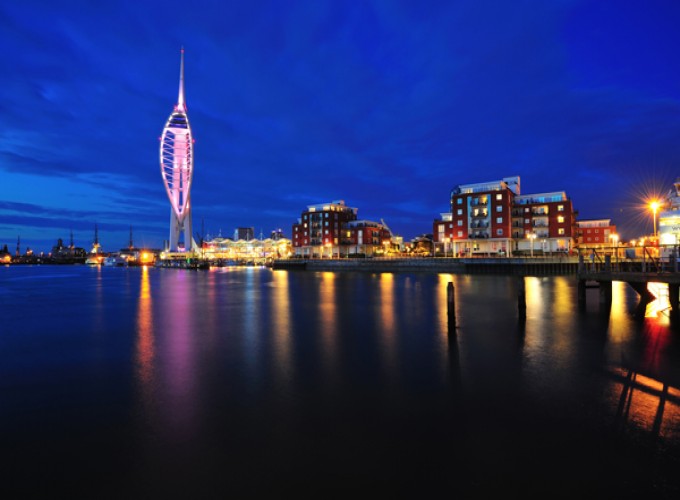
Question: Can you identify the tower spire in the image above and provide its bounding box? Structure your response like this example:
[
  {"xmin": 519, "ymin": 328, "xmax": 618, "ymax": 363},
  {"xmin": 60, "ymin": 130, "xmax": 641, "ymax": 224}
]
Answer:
[{"xmin": 177, "ymin": 46, "xmax": 186, "ymax": 113}]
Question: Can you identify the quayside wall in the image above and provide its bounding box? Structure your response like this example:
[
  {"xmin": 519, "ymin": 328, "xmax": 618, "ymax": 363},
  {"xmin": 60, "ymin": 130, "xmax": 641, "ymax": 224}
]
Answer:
[{"xmin": 272, "ymin": 257, "xmax": 579, "ymax": 275}]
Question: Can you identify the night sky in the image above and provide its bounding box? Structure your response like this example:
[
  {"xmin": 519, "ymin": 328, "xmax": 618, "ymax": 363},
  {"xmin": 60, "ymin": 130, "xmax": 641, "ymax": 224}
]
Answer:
[{"xmin": 1, "ymin": 0, "xmax": 679, "ymax": 253}]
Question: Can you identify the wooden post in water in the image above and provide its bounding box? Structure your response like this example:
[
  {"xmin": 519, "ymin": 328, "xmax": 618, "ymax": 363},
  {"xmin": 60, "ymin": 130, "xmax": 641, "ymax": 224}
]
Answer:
[
  {"xmin": 447, "ymin": 281, "xmax": 456, "ymax": 331},
  {"xmin": 669, "ymin": 284, "xmax": 679, "ymax": 312},
  {"xmin": 518, "ymin": 276, "xmax": 526, "ymax": 321}
]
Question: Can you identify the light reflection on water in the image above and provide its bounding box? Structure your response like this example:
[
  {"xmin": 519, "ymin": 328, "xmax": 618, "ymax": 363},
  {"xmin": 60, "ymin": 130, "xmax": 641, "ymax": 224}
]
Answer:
[{"xmin": 3, "ymin": 266, "xmax": 680, "ymax": 495}]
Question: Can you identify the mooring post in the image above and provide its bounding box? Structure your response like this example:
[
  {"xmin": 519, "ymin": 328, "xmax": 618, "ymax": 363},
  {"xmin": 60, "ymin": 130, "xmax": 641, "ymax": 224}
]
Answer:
[
  {"xmin": 518, "ymin": 275, "xmax": 526, "ymax": 320},
  {"xmin": 447, "ymin": 281, "xmax": 456, "ymax": 331}
]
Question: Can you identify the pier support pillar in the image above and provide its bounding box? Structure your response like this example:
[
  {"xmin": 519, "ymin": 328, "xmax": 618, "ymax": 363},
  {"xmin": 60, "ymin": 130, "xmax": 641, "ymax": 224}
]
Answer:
[
  {"xmin": 669, "ymin": 284, "xmax": 679, "ymax": 311},
  {"xmin": 447, "ymin": 281, "xmax": 456, "ymax": 331},
  {"xmin": 578, "ymin": 279, "xmax": 586, "ymax": 306},
  {"xmin": 604, "ymin": 255, "xmax": 611, "ymax": 272},
  {"xmin": 518, "ymin": 276, "xmax": 526, "ymax": 321},
  {"xmin": 598, "ymin": 280, "xmax": 612, "ymax": 306}
]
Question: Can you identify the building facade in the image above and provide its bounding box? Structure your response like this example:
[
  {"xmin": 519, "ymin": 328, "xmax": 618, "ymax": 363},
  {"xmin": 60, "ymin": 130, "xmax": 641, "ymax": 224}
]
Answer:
[
  {"xmin": 292, "ymin": 200, "xmax": 392, "ymax": 257},
  {"xmin": 575, "ymin": 219, "xmax": 617, "ymax": 247},
  {"xmin": 160, "ymin": 48, "xmax": 195, "ymax": 252},
  {"xmin": 658, "ymin": 178, "xmax": 680, "ymax": 245},
  {"xmin": 433, "ymin": 176, "xmax": 576, "ymax": 256}
]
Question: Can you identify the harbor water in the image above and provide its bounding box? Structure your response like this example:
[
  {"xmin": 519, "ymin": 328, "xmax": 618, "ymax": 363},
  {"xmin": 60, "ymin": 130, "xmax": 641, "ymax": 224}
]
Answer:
[{"xmin": 1, "ymin": 265, "xmax": 680, "ymax": 497}]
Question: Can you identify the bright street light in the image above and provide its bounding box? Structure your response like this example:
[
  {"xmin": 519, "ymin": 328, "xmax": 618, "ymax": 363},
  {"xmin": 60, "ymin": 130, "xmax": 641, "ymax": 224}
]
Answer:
[
  {"xmin": 650, "ymin": 200, "xmax": 660, "ymax": 240},
  {"xmin": 527, "ymin": 232, "xmax": 537, "ymax": 257}
]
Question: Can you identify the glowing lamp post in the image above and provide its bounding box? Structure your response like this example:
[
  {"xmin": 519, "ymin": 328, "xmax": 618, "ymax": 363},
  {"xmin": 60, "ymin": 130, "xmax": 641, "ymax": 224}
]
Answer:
[
  {"xmin": 650, "ymin": 201, "xmax": 660, "ymax": 240},
  {"xmin": 610, "ymin": 233, "xmax": 619, "ymax": 267},
  {"xmin": 527, "ymin": 232, "xmax": 537, "ymax": 257}
]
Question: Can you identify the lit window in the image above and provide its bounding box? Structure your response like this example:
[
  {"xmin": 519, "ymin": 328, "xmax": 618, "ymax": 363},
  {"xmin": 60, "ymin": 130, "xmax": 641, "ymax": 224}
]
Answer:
[
  {"xmin": 496, "ymin": 206, "xmax": 502, "ymax": 212},
  {"xmin": 325, "ymin": 221, "xmax": 329, "ymax": 226},
  {"xmin": 457, "ymin": 220, "xmax": 463, "ymax": 226},
  {"xmin": 325, "ymin": 213, "xmax": 329, "ymax": 218},
  {"xmin": 525, "ymin": 208, "xmax": 529, "ymax": 212},
  {"xmin": 558, "ymin": 228, "xmax": 565, "ymax": 235},
  {"xmin": 524, "ymin": 219, "xmax": 530, "ymax": 224},
  {"xmin": 457, "ymin": 198, "xmax": 463, "ymax": 204},
  {"xmin": 496, "ymin": 217, "xmax": 503, "ymax": 223},
  {"xmin": 304, "ymin": 223, "xmax": 307, "ymax": 228},
  {"xmin": 304, "ymin": 231, "xmax": 307, "ymax": 236},
  {"xmin": 457, "ymin": 230, "xmax": 463, "ymax": 237},
  {"xmin": 496, "ymin": 194, "xmax": 502, "ymax": 200},
  {"xmin": 457, "ymin": 209, "xmax": 463, "ymax": 215},
  {"xmin": 439, "ymin": 224, "xmax": 445, "ymax": 231},
  {"xmin": 558, "ymin": 205, "xmax": 564, "ymax": 211},
  {"xmin": 325, "ymin": 229, "xmax": 328, "ymax": 234},
  {"xmin": 557, "ymin": 216, "xmax": 564, "ymax": 223},
  {"xmin": 449, "ymin": 223, "xmax": 453, "ymax": 228}
]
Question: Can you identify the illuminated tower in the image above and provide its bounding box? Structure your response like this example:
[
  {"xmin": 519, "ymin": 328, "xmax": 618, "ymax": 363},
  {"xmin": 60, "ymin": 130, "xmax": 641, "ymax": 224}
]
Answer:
[{"xmin": 160, "ymin": 47, "xmax": 195, "ymax": 252}]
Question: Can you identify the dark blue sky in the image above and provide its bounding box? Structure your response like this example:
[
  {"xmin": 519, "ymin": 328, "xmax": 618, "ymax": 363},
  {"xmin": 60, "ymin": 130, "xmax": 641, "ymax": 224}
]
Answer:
[{"xmin": 1, "ymin": 0, "xmax": 679, "ymax": 252}]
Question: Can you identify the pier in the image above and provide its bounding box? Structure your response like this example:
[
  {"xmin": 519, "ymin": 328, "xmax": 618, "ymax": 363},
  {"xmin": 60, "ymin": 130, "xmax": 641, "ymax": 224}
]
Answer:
[{"xmin": 576, "ymin": 250, "xmax": 680, "ymax": 312}]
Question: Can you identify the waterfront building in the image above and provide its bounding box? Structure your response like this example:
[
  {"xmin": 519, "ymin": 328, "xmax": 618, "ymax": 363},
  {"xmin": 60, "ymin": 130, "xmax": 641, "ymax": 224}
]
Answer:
[
  {"xmin": 202, "ymin": 236, "xmax": 292, "ymax": 263},
  {"xmin": 291, "ymin": 200, "xmax": 392, "ymax": 257},
  {"xmin": 160, "ymin": 48, "xmax": 196, "ymax": 252},
  {"xmin": 576, "ymin": 219, "xmax": 617, "ymax": 247},
  {"xmin": 659, "ymin": 178, "xmax": 680, "ymax": 246},
  {"xmin": 234, "ymin": 227, "xmax": 255, "ymax": 241},
  {"xmin": 433, "ymin": 176, "xmax": 576, "ymax": 256}
]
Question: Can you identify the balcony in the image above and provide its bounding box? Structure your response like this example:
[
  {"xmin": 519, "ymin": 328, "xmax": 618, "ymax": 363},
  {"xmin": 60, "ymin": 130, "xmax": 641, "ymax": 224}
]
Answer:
[
  {"xmin": 532, "ymin": 222, "xmax": 549, "ymax": 228},
  {"xmin": 470, "ymin": 198, "xmax": 488, "ymax": 206},
  {"xmin": 470, "ymin": 222, "xmax": 489, "ymax": 228},
  {"xmin": 471, "ymin": 211, "xmax": 488, "ymax": 218}
]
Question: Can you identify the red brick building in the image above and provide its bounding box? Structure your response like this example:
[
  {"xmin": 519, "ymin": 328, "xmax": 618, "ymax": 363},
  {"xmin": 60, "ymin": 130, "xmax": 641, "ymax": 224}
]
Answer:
[
  {"xmin": 575, "ymin": 219, "xmax": 617, "ymax": 247},
  {"xmin": 292, "ymin": 200, "xmax": 391, "ymax": 257},
  {"xmin": 433, "ymin": 176, "xmax": 577, "ymax": 256}
]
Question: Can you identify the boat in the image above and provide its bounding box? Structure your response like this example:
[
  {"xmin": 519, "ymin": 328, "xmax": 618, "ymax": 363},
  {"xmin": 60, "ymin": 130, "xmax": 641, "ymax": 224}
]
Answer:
[
  {"xmin": 103, "ymin": 255, "xmax": 128, "ymax": 267},
  {"xmin": 85, "ymin": 254, "xmax": 105, "ymax": 266}
]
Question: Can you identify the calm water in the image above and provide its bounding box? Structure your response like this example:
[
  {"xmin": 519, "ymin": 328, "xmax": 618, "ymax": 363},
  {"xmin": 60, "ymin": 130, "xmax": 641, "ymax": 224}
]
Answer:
[{"xmin": 2, "ymin": 265, "xmax": 680, "ymax": 497}]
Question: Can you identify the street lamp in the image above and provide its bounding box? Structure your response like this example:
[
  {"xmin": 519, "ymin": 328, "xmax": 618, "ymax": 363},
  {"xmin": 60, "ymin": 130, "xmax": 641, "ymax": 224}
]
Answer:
[
  {"xmin": 650, "ymin": 200, "xmax": 660, "ymax": 240},
  {"xmin": 610, "ymin": 233, "xmax": 619, "ymax": 267},
  {"xmin": 527, "ymin": 232, "xmax": 536, "ymax": 258}
]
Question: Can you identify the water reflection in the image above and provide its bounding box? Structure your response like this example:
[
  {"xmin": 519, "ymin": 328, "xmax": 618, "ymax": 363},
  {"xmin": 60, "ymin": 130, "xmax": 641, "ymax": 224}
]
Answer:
[
  {"xmin": 378, "ymin": 273, "xmax": 397, "ymax": 376},
  {"xmin": 136, "ymin": 266, "xmax": 155, "ymax": 395},
  {"xmin": 317, "ymin": 272, "xmax": 337, "ymax": 380},
  {"xmin": 271, "ymin": 270, "xmax": 292, "ymax": 383}
]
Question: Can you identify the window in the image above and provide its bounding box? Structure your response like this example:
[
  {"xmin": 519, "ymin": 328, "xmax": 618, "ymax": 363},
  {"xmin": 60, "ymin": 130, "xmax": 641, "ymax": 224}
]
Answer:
[
  {"xmin": 457, "ymin": 209, "xmax": 463, "ymax": 215},
  {"xmin": 557, "ymin": 216, "xmax": 564, "ymax": 223},
  {"xmin": 525, "ymin": 208, "xmax": 530, "ymax": 212},
  {"xmin": 457, "ymin": 230, "xmax": 463, "ymax": 237},
  {"xmin": 449, "ymin": 223, "xmax": 453, "ymax": 228},
  {"xmin": 558, "ymin": 228, "xmax": 565, "ymax": 235},
  {"xmin": 457, "ymin": 198, "xmax": 463, "ymax": 205},
  {"xmin": 325, "ymin": 221, "xmax": 329, "ymax": 226},
  {"xmin": 303, "ymin": 215, "xmax": 308, "ymax": 220},
  {"xmin": 595, "ymin": 229, "xmax": 599, "ymax": 233},
  {"xmin": 439, "ymin": 224, "xmax": 445, "ymax": 231},
  {"xmin": 525, "ymin": 219, "xmax": 530, "ymax": 224},
  {"xmin": 324, "ymin": 229, "xmax": 328, "ymax": 234},
  {"xmin": 496, "ymin": 194, "xmax": 502, "ymax": 200},
  {"xmin": 457, "ymin": 220, "xmax": 463, "ymax": 226},
  {"xmin": 496, "ymin": 217, "xmax": 503, "ymax": 223},
  {"xmin": 558, "ymin": 205, "xmax": 564, "ymax": 212},
  {"xmin": 496, "ymin": 229, "xmax": 503, "ymax": 235},
  {"xmin": 496, "ymin": 205, "xmax": 502, "ymax": 212},
  {"xmin": 304, "ymin": 223, "xmax": 307, "ymax": 228},
  {"xmin": 325, "ymin": 213, "xmax": 329, "ymax": 218}
]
